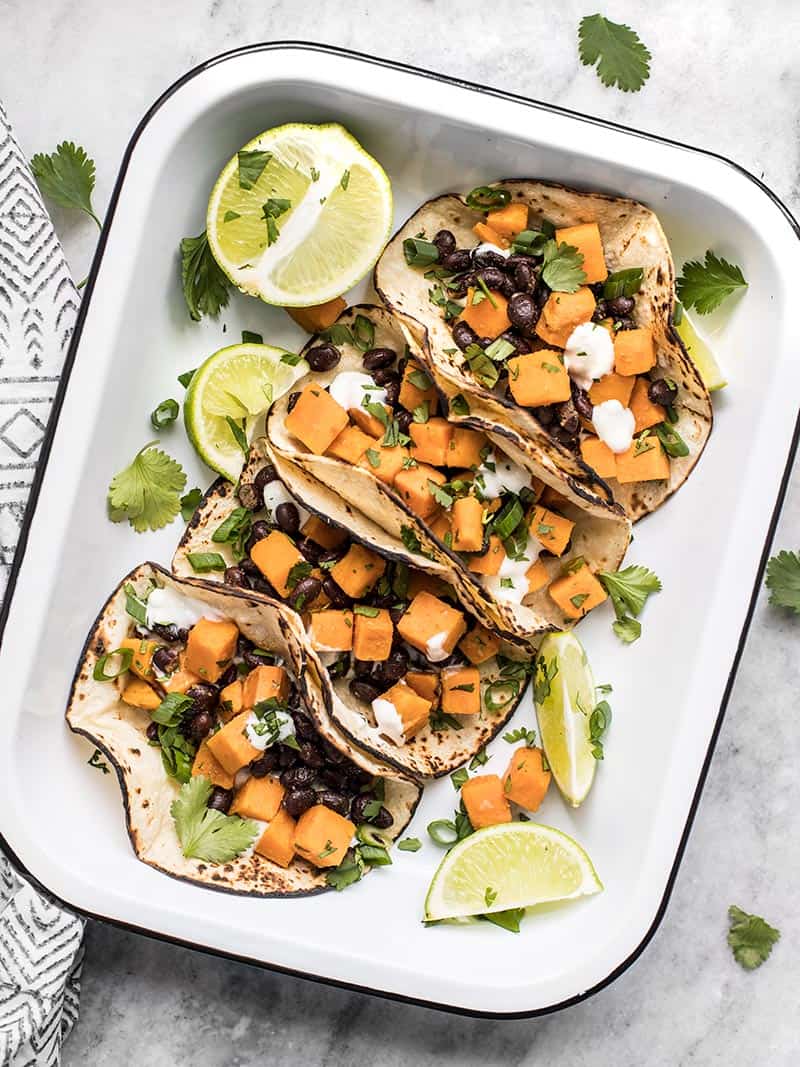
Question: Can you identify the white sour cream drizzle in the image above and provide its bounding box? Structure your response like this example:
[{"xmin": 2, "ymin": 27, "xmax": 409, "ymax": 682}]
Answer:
[
  {"xmin": 145, "ymin": 587, "xmax": 224, "ymax": 631},
  {"xmin": 563, "ymin": 322, "xmax": 615, "ymax": 390},
  {"xmin": 244, "ymin": 708, "xmax": 296, "ymax": 751},
  {"xmin": 329, "ymin": 371, "xmax": 387, "ymax": 412},
  {"xmin": 474, "ymin": 451, "xmax": 531, "ymax": 499},
  {"xmin": 481, "ymin": 533, "xmax": 541, "ymax": 605},
  {"xmin": 592, "ymin": 399, "xmax": 636, "ymax": 454},
  {"xmin": 372, "ymin": 696, "xmax": 406, "ymax": 745},
  {"xmin": 474, "ymin": 240, "xmax": 510, "ymax": 259}
]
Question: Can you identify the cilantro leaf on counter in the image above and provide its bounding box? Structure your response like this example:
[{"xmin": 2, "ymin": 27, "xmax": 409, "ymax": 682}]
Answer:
[
  {"xmin": 540, "ymin": 241, "xmax": 586, "ymax": 293},
  {"xmin": 179, "ymin": 230, "xmax": 232, "ymax": 321},
  {"xmin": 107, "ymin": 441, "xmax": 187, "ymax": 532},
  {"xmin": 676, "ymin": 251, "xmax": 748, "ymax": 315},
  {"xmin": 765, "ymin": 549, "xmax": 800, "ymax": 613},
  {"xmin": 727, "ymin": 905, "xmax": 780, "ymax": 970},
  {"xmin": 171, "ymin": 776, "xmax": 259, "ymax": 863},
  {"xmin": 31, "ymin": 142, "xmax": 102, "ymax": 227},
  {"xmin": 578, "ymin": 14, "xmax": 651, "ymax": 93}
]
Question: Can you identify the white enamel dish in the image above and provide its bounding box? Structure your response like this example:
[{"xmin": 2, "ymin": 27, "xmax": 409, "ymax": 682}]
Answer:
[{"xmin": 1, "ymin": 43, "xmax": 798, "ymax": 1017}]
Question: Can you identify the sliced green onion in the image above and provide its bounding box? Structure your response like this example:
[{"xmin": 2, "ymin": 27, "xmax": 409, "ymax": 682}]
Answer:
[
  {"xmin": 186, "ymin": 551, "xmax": 227, "ymax": 572},
  {"xmin": 358, "ymin": 843, "xmax": 392, "ymax": 866},
  {"xmin": 603, "ymin": 268, "xmax": 644, "ymax": 299},
  {"xmin": 484, "ymin": 679, "xmax": 520, "ymax": 713},
  {"xmin": 398, "ymin": 837, "xmax": 422, "ymax": 852},
  {"xmin": 123, "ymin": 583, "xmax": 148, "ymax": 625},
  {"xmin": 403, "ymin": 237, "xmax": 439, "ymax": 268},
  {"xmin": 466, "ymin": 186, "xmax": 511, "ymax": 211},
  {"xmin": 356, "ymin": 824, "xmax": 391, "ymax": 848},
  {"xmin": 427, "ymin": 819, "xmax": 459, "ymax": 847},
  {"xmin": 93, "ymin": 647, "xmax": 134, "ymax": 681},
  {"xmin": 492, "ymin": 497, "xmax": 524, "ymax": 541},
  {"xmin": 484, "ymin": 337, "xmax": 516, "ymax": 362},
  {"xmin": 150, "ymin": 398, "xmax": 179, "ymax": 431},
  {"xmin": 653, "ymin": 422, "xmax": 689, "ymax": 458}
]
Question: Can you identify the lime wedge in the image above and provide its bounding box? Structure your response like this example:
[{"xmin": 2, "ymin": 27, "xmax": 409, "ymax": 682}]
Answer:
[
  {"xmin": 534, "ymin": 632, "xmax": 597, "ymax": 807},
  {"xmin": 424, "ymin": 822, "xmax": 602, "ymax": 921},
  {"xmin": 674, "ymin": 306, "xmax": 727, "ymax": 391},
  {"xmin": 184, "ymin": 343, "xmax": 307, "ymax": 481},
  {"xmin": 207, "ymin": 123, "xmax": 392, "ymax": 307}
]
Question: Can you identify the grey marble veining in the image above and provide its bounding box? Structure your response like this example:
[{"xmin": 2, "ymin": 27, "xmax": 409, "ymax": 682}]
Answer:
[{"xmin": 2, "ymin": 1, "xmax": 799, "ymax": 1063}]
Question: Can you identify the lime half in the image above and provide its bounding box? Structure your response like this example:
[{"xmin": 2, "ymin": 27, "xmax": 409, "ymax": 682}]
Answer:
[
  {"xmin": 534, "ymin": 632, "xmax": 597, "ymax": 807},
  {"xmin": 675, "ymin": 306, "xmax": 727, "ymax": 392},
  {"xmin": 207, "ymin": 123, "xmax": 392, "ymax": 307},
  {"xmin": 184, "ymin": 343, "xmax": 307, "ymax": 481},
  {"xmin": 424, "ymin": 822, "xmax": 601, "ymax": 921}
]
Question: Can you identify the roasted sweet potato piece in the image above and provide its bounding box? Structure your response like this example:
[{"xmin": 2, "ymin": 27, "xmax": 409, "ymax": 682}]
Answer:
[
  {"xmin": 458, "ymin": 287, "xmax": 511, "ymax": 340},
  {"xmin": 285, "ymin": 384, "xmax": 349, "ymax": 455},
  {"xmin": 486, "ymin": 202, "xmax": 528, "ymax": 237},
  {"xmin": 300, "ymin": 515, "xmax": 349, "ymax": 550},
  {"xmin": 580, "ymin": 436, "xmax": 617, "ymax": 478},
  {"xmin": 184, "ymin": 618, "xmax": 239, "ymax": 683},
  {"xmin": 614, "ymin": 327, "xmax": 656, "ymax": 377},
  {"xmin": 554, "ymin": 223, "xmax": 607, "ymax": 284},
  {"xmin": 588, "ymin": 372, "xmax": 635, "ymax": 408},
  {"xmin": 409, "ymin": 418, "xmax": 453, "ymax": 466},
  {"xmin": 232, "ymin": 775, "xmax": 285, "ymax": 822},
  {"xmin": 615, "ymin": 433, "xmax": 670, "ymax": 483},
  {"xmin": 397, "ymin": 590, "xmax": 467, "ymax": 659},
  {"xmin": 330, "ymin": 543, "xmax": 386, "ymax": 598},
  {"xmin": 629, "ymin": 376, "xmax": 665, "ymax": 432},
  {"xmin": 121, "ymin": 677, "xmax": 161, "ymax": 710},
  {"xmin": 326, "ymin": 424, "xmax": 378, "ymax": 465},
  {"xmin": 535, "ymin": 287, "xmax": 596, "ymax": 348},
  {"xmin": 458, "ymin": 624, "xmax": 501, "ymax": 666},
  {"xmin": 242, "ymin": 665, "xmax": 289, "ymax": 708},
  {"xmin": 393, "ymin": 463, "xmax": 446, "ymax": 520},
  {"xmin": 374, "ymin": 680, "xmax": 432, "ymax": 739},
  {"xmin": 451, "ymin": 495, "xmax": 485, "ymax": 552},
  {"xmin": 467, "ymin": 534, "xmax": 505, "ymax": 576},
  {"xmin": 294, "ymin": 804, "xmax": 355, "ymax": 869},
  {"xmin": 286, "ymin": 297, "xmax": 346, "ymax": 333},
  {"xmin": 507, "ymin": 349, "xmax": 572, "ymax": 407},
  {"xmin": 353, "ymin": 608, "xmax": 394, "ymax": 662},
  {"xmin": 472, "ymin": 221, "xmax": 510, "ymax": 249},
  {"xmin": 308, "ymin": 609, "xmax": 354, "ymax": 652},
  {"xmin": 251, "ymin": 530, "xmax": 305, "ymax": 597},
  {"xmin": 525, "ymin": 558, "xmax": 550, "ymax": 593},
  {"xmin": 548, "ymin": 563, "xmax": 607, "ymax": 619},
  {"xmin": 529, "ymin": 505, "xmax": 575, "ymax": 557},
  {"xmin": 446, "ymin": 426, "xmax": 487, "ymax": 468},
  {"xmin": 461, "ymin": 774, "xmax": 512, "ymax": 829},
  {"xmin": 441, "ymin": 666, "xmax": 481, "ymax": 716},
  {"xmin": 405, "ymin": 670, "xmax": 440, "ymax": 707},
  {"xmin": 255, "ymin": 808, "xmax": 296, "ymax": 868},
  {"xmin": 206, "ymin": 711, "xmax": 262, "ymax": 775},
  {"xmin": 191, "ymin": 740, "xmax": 234, "ymax": 790},
  {"xmin": 399, "ymin": 361, "xmax": 439, "ymax": 415},
  {"xmin": 358, "ymin": 443, "xmax": 411, "ymax": 485},
  {"xmin": 219, "ymin": 679, "xmax": 243, "ymax": 722},
  {"xmin": 503, "ymin": 746, "xmax": 551, "ymax": 811},
  {"xmin": 120, "ymin": 637, "xmax": 158, "ymax": 681}
]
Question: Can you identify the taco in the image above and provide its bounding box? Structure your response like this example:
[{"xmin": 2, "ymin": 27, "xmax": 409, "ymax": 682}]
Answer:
[
  {"xmin": 66, "ymin": 563, "xmax": 420, "ymax": 896},
  {"xmin": 373, "ymin": 180, "xmax": 713, "ymax": 521},
  {"xmin": 174, "ymin": 447, "xmax": 531, "ymax": 778},
  {"xmin": 264, "ymin": 303, "xmax": 631, "ymax": 647}
]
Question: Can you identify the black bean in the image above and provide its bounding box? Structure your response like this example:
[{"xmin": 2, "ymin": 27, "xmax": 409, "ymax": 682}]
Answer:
[
  {"xmin": 152, "ymin": 645, "xmax": 179, "ymax": 675},
  {"xmin": 243, "ymin": 648, "xmax": 279, "ymax": 669},
  {"xmin": 318, "ymin": 790, "xmax": 351, "ymax": 816},
  {"xmin": 350, "ymin": 679, "xmax": 381, "ymax": 704},
  {"xmin": 322, "ymin": 575, "xmax": 351, "ymax": 608},
  {"xmin": 298, "ymin": 741, "xmax": 325, "ymax": 769},
  {"xmin": 396, "ymin": 409, "xmax": 413, "ymax": 432},
  {"xmin": 278, "ymin": 743, "xmax": 299, "ymax": 769},
  {"xmin": 554, "ymin": 398, "xmax": 580, "ymax": 436},
  {"xmin": 317, "ymin": 545, "xmax": 347, "ymax": 565},
  {"xmin": 283, "ymin": 787, "xmax": 318, "ymax": 817},
  {"xmin": 648, "ymin": 378, "xmax": 678, "ymax": 407},
  {"xmin": 350, "ymin": 793, "xmax": 375, "ymax": 823},
  {"xmin": 433, "ymin": 229, "xmax": 456, "ymax": 258},
  {"xmin": 250, "ymin": 750, "xmax": 279, "ymax": 776},
  {"xmin": 287, "ymin": 391, "xmax": 300, "ymax": 413},
  {"xmin": 251, "ymin": 463, "xmax": 279, "ymax": 502},
  {"xmin": 275, "ymin": 502, "xmax": 300, "ymax": 535},
  {"xmin": 441, "ymin": 249, "xmax": 472, "ymax": 273},
  {"xmin": 498, "ymin": 329, "xmax": 531, "ymax": 355},
  {"xmin": 371, "ymin": 367, "xmax": 399, "ymax": 389},
  {"xmin": 288, "ymin": 576, "xmax": 322, "ymax": 611},
  {"xmin": 534, "ymin": 283, "xmax": 551, "ymax": 308},
  {"xmin": 188, "ymin": 710, "xmax": 213, "ymax": 742},
  {"xmin": 208, "ymin": 787, "xmax": 233, "ymax": 814},
  {"xmin": 472, "ymin": 247, "xmax": 509, "ymax": 270},
  {"xmin": 447, "ymin": 271, "xmax": 476, "ymax": 298},
  {"xmin": 217, "ymin": 663, "xmax": 239, "ymax": 689},
  {"xmin": 150, "ymin": 622, "xmax": 187, "ymax": 644},
  {"xmin": 437, "ymin": 649, "xmax": 468, "ymax": 669},
  {"xmin": 250, "ymin": 519, "xmax": 272, "ymax": 544},
  {"xmin": 572, "ymin": 384, "xmax": 594, "ymax": 421},
  {"xmin": 592, "ymin": 298, "xmax": 609, "ymax": 323},
  {"xmin": 614, "ymin": 317, "xmax": 636, "ymax": 331},
  {"xmin": 319, "ymin": 767, "xmax": 351, "ymax": 791},
  {"xmin": 224, "ymin": 565, "xmax": 250, "ymax": 589},
  {"xmin": 305, "ymin": 343, "xmax": 341, "ymax": 372},
  {"xmin": 252, "ymin": 575, "xmax": 279, "ymax": 598},
  {"xmin": 293, "ymin": 712, "xmax": 318, "ymax": 741},
  {"xmin": 384, "ymin": 378, "xmax": 401, "ymax": 408},
  {"xmin": 534, "ymin": 405, "xmax": 556, "ymax": 428},
  {"xmin": 608, "ymin": 295, "xmax": 635, "ymax": 317},
  {"xmin": 507, "ymin": 292, "xmax": 537, "ymax": 330},
  {"xmin": 281, "ymin": 765, "xmax": 317, "ymax": 789},
  {"xmin": 240, "ymin": 559, "xmax": 261, "ymax": 580},
  {"xmin": 451, "ymin": 320, "xmax": 479, "ymax": 351},
  {"xmin": 362, "ymin": 347, "xmax": 396, "ymax": 371},
  {"xmin": 321, "ymin": 738, "xmax": 348, "ymax": 765},
  {"xmin": 512, "ymin": 260, "xmax": 536, "ymax": 293},
  {"xmin": 185, "ymin": 683, "xmax": 218, "ymax": 717},
  {"xmin": 146, "ymin": 721, "xmax": 160, "ymax": 743},
  {"xmin": 550, "ymin": 425, "xmax": 580, "ymax": 452},
  {"xmin": 379, "ymin": 647, "xmax": 409, "ymax": 684},
  {"xmin": 372, "ymin": 806, "xmax": 394, "ymax": 830},
  {"xmin": 352, "ymin": 658, "xmax": 376, "ymax": 680},
  {"xmin": 346, "ymin": 766, "xmax": 375, "ymax": 790},
  {"xmin": 476, "ymin": 267, "xmax": 507, "ymax": 292},
  {"xmin": 297, "ymin": 537, "xmax": 323, "ymax": 564}
]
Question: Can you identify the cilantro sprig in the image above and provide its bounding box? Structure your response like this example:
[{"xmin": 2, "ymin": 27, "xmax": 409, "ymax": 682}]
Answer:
[
  {"xmin": 765, "ymin": 549, "xmax": 800, "ymax": 613},
  {"xmin": 171, "ymin": 776, "xmax": 259, "ymax": 863},
  {"xmin": 107, "ymin": 441, "xmax": 187, "ymax": 532},
  {"xmin": 727, "ymin": 905, "xmax": 780, "ymax": 970},
  {"xmin": 31, "ymin": 142, "xmax": 102, "ymax": 228},
  {"xmin": 598, "ymin": 564, "xmax": 662, "ymax": 644},
  {"xmin": 676, "ymin": 251, "xmax": 748, "ymax": 315},
  {"xmin": 578, "ymin": 14, "xmax": 651, "ymax": 93},
  {"xmin": 540, "ymin": 240, "xmax": 586, "ymax": 293},
  {"xmin": 179, "ymin": 230, "xmax": 232, "ymax": 321}
]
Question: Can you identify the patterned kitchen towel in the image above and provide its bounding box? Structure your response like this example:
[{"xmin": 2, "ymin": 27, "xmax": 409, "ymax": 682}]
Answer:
[{"xmin": 0, "ymin": 101, "xmax": 85, "ymax": 1065}]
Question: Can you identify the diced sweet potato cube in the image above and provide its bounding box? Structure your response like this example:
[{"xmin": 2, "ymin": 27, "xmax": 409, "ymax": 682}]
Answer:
[
  {"xmin": 286, "ymin": 297, "xmax": 346, "ymax": 333},
  {"xmin": 507, "ymin": 349, "xmax": 572, "ymax": 407},
  {"xmin": 472, "ymin": 221, "xmax": 510, "ymax": 249},
  {"xmin": 407, "ymin": 570, "xmax": 450, "ymax": 600},
  {"xmin": 358, "ymin": 443, "xmax": 411, "ymax": 485},
  {"xmin": 458, "ymin": 287, "xmax": 511, "ymax": 340},
  {"xmin": 588, "ymin": 372, "xmax": 635, "ymax": 408},
  {"xmin": 326, "ymin": 424, "xmax": 378, "ymax": 464},
  {"xmin": 446, "ymin": 427, "xmax": 487, "ymax": 468},
  {"xmin": 121, "ymin": 677, "xmax": 161, "ymax": 710},
  {"xmin": 206, "ymin": 711, "xmax": 262, "ymax": 775},
  {"xmin": 300, "ymin": 515, "xmax": 349, "ymax": 550},
  {"xmin": 353, "ymin": 608, "xmax": 394, "ymax": 662},
  {"xmin": 615, "ymin": 433, "xmax": 670, "ymax": 483},
  {"xmin": 231, "ymin": 775, "xmax": 284, "ymax": 822},
  {"xmin": 374, "ymin": 681, "xmax": 432, "ymax": 739},
  {"xmin": 451, "ymin": 495, "xmax": 485, "ymax": 552},
  {"xmin": 255, "ymin": 807, "xmax": 296, "ymax": 868},
  {"xmin": 350, "ymin": 403, "xmax": 392, "ymax": 438},
  {"xmin": 468, "ymin": 534, "xmax": 505, "ymax": 576},
  {"xmin": 397, "ymin": 590, "xmax": 467, "ymax": 659},
  {"xmin": 441, "ymin": 666, "xmax": 481, "ymax": 716},
  {"xmin": 629, "ymin": 376, "xmax": 665, "ymax": 432},
  {"xmin": 535, "ymin": 287, "xmax": 596, "ymax": 348},
  {"xmin": 554, "ymin": 223, "xmax": 607, "ymax": 284},
  {"xmin": 160, "ymin": 652, "xmax": 201, "ymax": 695},
  {"xmin": 393, "ymin": 463, "xmax": 446, "ymax": 520},
  {"xmin": 399, "ymin": 361, "xmax": 439, "ymax": 415},
  {"xmin": 308, "ymin": 609, "xmax": 354, "ymax": 652},
  {"xmin": 251, "ymin": 530, "xmax": 304, "ymax": 597},
  {"xmin": 580, "ymin": 436, "xmax": 617, "ymax": 478},
  {"xmin": 285, "ymin": 384, "xmax": 349, "ymax": 455},
  {"xmin": 191, "ymin": 740, "xmax": 234, "ymax": 790},
  {"xmin": 548, "ymin": 564, "xmax": 607, "ymax": 619},
  {"xmin": 614, "ymin": 328, "xmax": 656, "ymax": 377},
  {"xmin": 529, "ymin": 505, "xmax": 575, "ymax": 557},
  {"xmin": 294, "ymin": 804, "xmax": 355, "ymax": 869},
  {"xmin": 486, "ymin": 201, "xmax": 528, "ymax": 237},
  {"xmin": 120, "ymin": 637, "xmax": 158, "ymax": 681},
  {"xmin": 526, "ymin": 558, "xmax": 550, "ymax": 593},
  {"xmin": 461, "ymin": 774, "xmax": 512, "ymax": 829},
  {"xmin": 503, "ymin": 746, "xmax": 551, "ymax": 811},
  {"xmin": 429, "ymin": 511, "xmax": 451, "ymax": 543},
  {"xmin": 219, "ymin": 679, "xmax": 243, "ymax": 722},
  {"xmin": 409, "ymin": 418, "xmax": 453, "ymax": 466},
  {"xmin": 459, "ymin": 624, "xmax": 501, "ymax": 666},
  {"xmin": 405, "ymin": 670, "xmax": 440, "ymax": 707},
  {"xmin": 184, "ymin": 618, "xmax": 239, "ymax": 683},
  {"xmin": 242, "ymin": 665, "xmax": 289, "ymax": 709},
  {"xmin": 330, "ymin": 543, "xmax": 386, "ymax": 598}
]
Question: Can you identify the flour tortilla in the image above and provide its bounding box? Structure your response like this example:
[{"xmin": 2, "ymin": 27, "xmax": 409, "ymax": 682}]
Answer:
[
  {"xmin": 174, "ymin": 456, "xmax": 530, "ymax": 778},
  {"xmin": 66, "ymin": 564, "xmax": 420, "ymax": 896},
  {"xmin": 374, "ymin": 180, "xmax": 713, "ymax": 521},
  {"xmin": 265, "ymin": 303, "xmax": 631, "ymax": 648}
]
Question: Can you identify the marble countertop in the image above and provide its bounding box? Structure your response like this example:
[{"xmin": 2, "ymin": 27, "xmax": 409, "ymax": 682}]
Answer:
[{"xmin": 3, "ymin": 1, "xmax": 799, "ymax": 1062}]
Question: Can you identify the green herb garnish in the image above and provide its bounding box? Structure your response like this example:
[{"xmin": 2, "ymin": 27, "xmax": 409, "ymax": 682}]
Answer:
[
  {"xmin": 172, "ymin": 776, "xmax": 258, "ymax": 862},
  {"xmin": 676, "ymin": 251, "xmax": 748, "ymax": 315},
  {"xmin": 237, "ymin": 149, "xmax": 272, "ymax": 189},
  {"xmin": 578, "ymin": 14, "xmax": 651, "ymax": 93}
]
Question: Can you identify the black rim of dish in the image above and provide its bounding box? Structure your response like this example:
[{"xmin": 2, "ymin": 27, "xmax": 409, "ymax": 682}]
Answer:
[{"xmin": 2, "ymin": 40, "xmax": 799, "ymax": 1020}]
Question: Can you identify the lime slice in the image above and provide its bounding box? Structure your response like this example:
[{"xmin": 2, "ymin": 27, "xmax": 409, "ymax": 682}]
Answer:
[
  {"xmin": 184, "ymin": 343, "xmax": 307, "ymax": 481},
  {"xmin": 424, "ymin": 822, "xmax": 602, "ymax": 921},
  {"xmin": 207, "ymin": 123, "xmax": 392, "ymax": 307},
  {"xmin": 534, "ymin": 631, "xmax": 597, "ymax": 807},
  {"xmin": 674, "ymin": 306, "xmax": 727, "ymax": 391}
]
